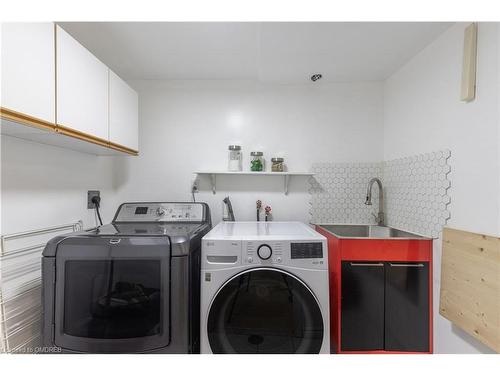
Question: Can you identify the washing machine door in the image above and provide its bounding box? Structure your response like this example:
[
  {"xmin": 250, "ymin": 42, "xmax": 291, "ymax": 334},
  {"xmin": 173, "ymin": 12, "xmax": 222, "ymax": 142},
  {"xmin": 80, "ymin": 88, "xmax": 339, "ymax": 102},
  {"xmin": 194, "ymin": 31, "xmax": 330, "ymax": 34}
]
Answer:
[
  {"xmin": 207, "ymin": 268, "xmax": 324, "ymax": 354},
  {"xmin": 53, "ymin": 236, "xmax": 171, "ymax": 353}
]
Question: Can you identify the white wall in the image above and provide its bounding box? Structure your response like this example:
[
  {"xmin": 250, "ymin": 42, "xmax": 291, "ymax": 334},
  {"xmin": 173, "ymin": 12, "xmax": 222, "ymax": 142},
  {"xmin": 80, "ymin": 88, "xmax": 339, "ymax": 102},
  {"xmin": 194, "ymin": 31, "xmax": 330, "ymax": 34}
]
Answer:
[
  {"xmin": 383, "ymin": 22, "xmax": 499, "ymax": 353},
  {"xmin": 1, "ymin": 135, "xmax": 117, "ymax": 234},
  {"xmin": 111, "ymin": 80, "xmax": 384, "ymax": 224},
  {"xmin": 2, "ymin": 23, "xmax": 498, "ymax": 354},
  {"xmin": 498, "ymin": 23, "xmax": 500, "ymax": 235}
]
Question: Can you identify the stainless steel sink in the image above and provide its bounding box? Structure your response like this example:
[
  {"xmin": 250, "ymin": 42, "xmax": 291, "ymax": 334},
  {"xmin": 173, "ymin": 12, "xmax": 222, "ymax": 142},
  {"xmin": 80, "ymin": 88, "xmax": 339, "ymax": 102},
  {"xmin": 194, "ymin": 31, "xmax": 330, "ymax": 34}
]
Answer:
[{"xmin": 319, "ymin": 224, "xmax": 429, "ymax": 240}]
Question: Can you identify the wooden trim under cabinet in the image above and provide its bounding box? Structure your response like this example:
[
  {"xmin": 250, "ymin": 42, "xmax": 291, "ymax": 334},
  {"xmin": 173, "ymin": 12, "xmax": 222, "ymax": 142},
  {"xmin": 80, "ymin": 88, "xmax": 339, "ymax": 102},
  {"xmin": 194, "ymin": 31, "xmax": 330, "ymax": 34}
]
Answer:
[
  {"xmin": 56, "ymin": 124, "xmax": 111, "ymax": 148},
  {"xmin": 1, "ymin": 107, "xmax": 138, "ymax": 156},
  {"xmin": 56, "ymin": 124, "xmax": 138, "ymax": 155},
  {"xmin": 0, "ymin": 107, "xmax": 56, "ymax": 132},
  {"xmin": 107, "ymin": 141, "xmax": 139, "ymax": 156}
]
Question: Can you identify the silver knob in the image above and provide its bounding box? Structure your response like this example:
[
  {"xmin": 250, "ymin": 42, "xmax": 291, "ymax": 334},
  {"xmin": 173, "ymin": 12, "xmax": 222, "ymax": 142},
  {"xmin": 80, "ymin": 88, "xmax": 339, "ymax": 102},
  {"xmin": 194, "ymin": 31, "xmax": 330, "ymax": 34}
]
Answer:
[{"xmin": 257, "ymin": 244, "xmax": 272, "ymax": 260}]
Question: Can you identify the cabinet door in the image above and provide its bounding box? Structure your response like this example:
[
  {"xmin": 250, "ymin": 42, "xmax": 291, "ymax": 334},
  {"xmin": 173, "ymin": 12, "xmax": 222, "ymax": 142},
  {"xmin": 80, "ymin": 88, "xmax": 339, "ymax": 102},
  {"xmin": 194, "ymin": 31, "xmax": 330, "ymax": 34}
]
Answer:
[
  {"xmin": 385, "ymin": 262, "xmax": 429, "ymax": 352},
  {"xmin": 341, "ymin": 261, "xmax": 385, "ymax": 351},
  {"xmin": 56, "ymin": 25, "xmax": 108, "ymax": 140},
  {"xmin": 1, "ymin": 23, "xmax": 55, "ymax": 123},
  {"xmin": 109, "ymin": 70, "xmax": 138, "ymax": 151}
]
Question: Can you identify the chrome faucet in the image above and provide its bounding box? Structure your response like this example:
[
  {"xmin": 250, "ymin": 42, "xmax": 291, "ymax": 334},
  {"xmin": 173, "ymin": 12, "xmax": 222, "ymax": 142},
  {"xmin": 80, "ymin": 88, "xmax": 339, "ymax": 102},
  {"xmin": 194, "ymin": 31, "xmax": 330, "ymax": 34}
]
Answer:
[
  {"xmin": 222, "ymin": 196, "xmax": 235, "ymax": 222},
  {"xmin": 365, "ymin": 177, "xmax": 385, "ymax": 226}
]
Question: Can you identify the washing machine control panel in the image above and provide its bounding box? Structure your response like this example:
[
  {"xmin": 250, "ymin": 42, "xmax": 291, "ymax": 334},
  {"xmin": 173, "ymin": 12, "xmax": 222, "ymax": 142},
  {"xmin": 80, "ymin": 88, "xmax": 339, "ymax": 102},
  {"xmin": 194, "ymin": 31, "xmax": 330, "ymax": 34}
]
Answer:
[
  {"xmin": 243, "ymin": 241, "xmax": 326, "ymax": 268},
  {"xmin": 244, "ymin": 242, "xmax": 283, "ymax": 265},
  {"xmin": 114, "ymin": 202, "xmax": 205, "ymax": 222},
  {"xmin": 257, "ymin": 244, "xmax": 272, "ymax": 260}
]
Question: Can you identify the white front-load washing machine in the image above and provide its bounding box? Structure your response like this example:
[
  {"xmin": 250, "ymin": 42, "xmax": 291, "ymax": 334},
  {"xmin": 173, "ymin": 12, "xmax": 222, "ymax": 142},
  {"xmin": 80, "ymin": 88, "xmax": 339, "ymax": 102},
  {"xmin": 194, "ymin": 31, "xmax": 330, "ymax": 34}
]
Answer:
[{"xmin": 200, "ymin": 221, "xmax": 329, "ymax": 354}]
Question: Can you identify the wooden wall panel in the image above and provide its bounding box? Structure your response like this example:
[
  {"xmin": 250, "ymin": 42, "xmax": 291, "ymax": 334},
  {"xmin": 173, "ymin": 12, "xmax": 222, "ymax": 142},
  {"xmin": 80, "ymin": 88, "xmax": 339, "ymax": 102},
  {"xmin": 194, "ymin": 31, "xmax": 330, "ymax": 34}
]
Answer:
[{"xmin": 440, "ymin": 227, "xmax": 500, "ymax": 352}]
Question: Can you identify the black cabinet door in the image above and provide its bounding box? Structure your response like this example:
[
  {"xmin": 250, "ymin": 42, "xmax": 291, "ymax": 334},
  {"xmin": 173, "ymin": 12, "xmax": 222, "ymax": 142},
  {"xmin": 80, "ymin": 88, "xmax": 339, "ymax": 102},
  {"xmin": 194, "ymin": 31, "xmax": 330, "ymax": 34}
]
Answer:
[
  {"xmin": 341, "ymin": 261, "xmax": 385, "ymax": 351},
  {"xmin": 385, "ymin": 262, "xmax": 429, "ymax": 352}
]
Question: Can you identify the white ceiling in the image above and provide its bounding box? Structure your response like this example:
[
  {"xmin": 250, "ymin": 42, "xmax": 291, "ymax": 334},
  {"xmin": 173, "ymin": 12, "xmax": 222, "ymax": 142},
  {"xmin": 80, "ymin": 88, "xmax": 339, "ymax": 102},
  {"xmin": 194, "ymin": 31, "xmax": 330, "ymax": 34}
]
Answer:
[{"xmin": 59, "ymin": 22, "xmax": 452, "ymax": 83}]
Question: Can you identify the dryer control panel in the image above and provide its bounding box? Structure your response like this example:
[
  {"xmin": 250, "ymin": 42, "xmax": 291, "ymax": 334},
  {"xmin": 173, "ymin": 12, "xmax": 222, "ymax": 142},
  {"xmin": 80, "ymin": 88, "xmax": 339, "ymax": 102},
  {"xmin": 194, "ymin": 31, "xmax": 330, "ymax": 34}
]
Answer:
[{"xmin": 113, "ymin": 202, "xmax": 206, "ymax": 222}]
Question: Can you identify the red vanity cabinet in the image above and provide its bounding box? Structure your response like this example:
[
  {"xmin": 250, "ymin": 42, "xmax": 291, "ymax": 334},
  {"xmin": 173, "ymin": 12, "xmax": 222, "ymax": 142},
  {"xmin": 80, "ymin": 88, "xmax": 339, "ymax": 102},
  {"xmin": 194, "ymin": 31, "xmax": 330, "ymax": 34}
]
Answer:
[{"xmin": 315, "ymin": 225, "xmax": 433, "ymax": 354}]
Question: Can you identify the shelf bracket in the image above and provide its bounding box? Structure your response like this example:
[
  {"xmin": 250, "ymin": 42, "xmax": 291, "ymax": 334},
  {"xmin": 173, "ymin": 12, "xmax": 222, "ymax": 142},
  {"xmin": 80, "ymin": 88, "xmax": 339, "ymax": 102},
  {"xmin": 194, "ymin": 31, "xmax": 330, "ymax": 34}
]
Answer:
[
  {"xmin": 284, "ymin": 175, "xmax": 290, "ymax": 195},
  {"xmin": 210, "ymin": 173, "xmax": 216, "ymax": 194}
]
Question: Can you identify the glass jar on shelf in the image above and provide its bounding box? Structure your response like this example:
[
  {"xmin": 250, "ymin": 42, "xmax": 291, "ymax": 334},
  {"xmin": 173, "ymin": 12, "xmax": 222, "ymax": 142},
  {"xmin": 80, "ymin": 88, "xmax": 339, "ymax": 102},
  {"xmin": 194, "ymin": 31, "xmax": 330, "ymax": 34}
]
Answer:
[
  {"xmin": 228, "ymin": 145, "xmax": 242, "ymax": 171},
  {"xmin": 250, "ymin": 151, "xmax": 264, "ymax": 171},
  {"xmin": 271, "ymin": 157, "xmax": 285, "ymax": 172}
]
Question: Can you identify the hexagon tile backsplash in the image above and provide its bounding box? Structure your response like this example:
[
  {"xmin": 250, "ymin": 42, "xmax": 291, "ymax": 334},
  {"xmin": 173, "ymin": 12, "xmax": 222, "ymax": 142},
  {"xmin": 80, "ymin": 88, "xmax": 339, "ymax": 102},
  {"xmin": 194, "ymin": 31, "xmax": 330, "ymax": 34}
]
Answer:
[
  {"xmin": 310, "ymin": 150, "xmax": 451, "ymax": 238},
  {"xmin": 310, "ymin": 162, "xmax": 384, "ymax": 224}
]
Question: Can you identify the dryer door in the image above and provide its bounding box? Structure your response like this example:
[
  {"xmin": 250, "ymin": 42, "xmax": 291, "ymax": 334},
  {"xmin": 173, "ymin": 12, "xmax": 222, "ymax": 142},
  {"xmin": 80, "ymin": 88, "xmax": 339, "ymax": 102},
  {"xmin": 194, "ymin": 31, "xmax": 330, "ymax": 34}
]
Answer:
[
  {"xmin": 207, "ymin": 268, "xmax": 324, "ymax": 353},
  {"xmin": 53, "ymin": 236, "xmax": 170, "ymax": 353}
]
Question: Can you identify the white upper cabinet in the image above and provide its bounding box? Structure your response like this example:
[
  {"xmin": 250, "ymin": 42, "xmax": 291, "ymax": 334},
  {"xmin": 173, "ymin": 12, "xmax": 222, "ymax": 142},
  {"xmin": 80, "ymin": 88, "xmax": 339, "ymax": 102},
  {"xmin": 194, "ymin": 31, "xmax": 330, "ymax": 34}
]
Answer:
[
  {"xmin": 1, "ymin": 23, "xmax": 56, "ymax": 123},
  {"xmin": 56, "ymin": 25, "xmax": 108, "ymax": 140},
  {"xmin": 1, "ymin": 24, "xmax": 137, "ymax": 155},
  {"xmin": 109, "ymin": 70, "xmax": 139, "ymax": 151}
]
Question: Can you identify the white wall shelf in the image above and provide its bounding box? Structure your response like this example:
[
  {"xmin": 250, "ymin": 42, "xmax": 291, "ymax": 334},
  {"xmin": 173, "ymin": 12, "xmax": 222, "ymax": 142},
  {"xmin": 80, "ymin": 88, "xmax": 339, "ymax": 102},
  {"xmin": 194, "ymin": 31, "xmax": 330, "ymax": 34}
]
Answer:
[{"xmin": 194, "ymin": 171, "xmax": 315, "ymax": 195}]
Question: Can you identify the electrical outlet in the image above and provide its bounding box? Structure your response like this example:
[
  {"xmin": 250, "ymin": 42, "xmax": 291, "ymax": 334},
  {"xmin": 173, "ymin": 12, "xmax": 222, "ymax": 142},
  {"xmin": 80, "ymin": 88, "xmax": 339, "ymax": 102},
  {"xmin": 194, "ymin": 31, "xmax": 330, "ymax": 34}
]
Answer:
[{"xmin": 87, "ymin": 190, "xmax": 100, "ymax": 209}]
